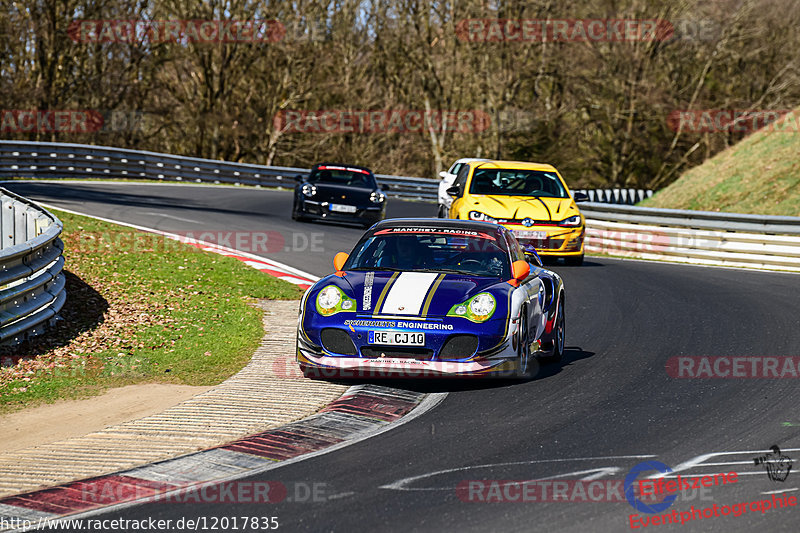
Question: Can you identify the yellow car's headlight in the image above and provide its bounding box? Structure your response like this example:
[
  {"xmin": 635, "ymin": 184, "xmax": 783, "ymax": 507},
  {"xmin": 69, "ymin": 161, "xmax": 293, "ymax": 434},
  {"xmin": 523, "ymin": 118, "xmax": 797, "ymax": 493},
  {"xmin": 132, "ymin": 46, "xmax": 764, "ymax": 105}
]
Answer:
[
  {"xmin": 469, "ymin": 211, "xmax": 497, "ymax": 223},
  {"xmin": 557, "ymin": 215, "xmax": 582, "ymax": 227}
]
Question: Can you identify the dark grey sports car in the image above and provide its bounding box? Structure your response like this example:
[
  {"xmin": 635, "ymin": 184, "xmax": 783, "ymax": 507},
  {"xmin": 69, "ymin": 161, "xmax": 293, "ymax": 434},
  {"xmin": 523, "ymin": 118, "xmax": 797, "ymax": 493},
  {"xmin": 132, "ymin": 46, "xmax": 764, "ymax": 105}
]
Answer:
[{"xmin": 292, "ymin": 163, "xmax": 387, "ymax": 228}]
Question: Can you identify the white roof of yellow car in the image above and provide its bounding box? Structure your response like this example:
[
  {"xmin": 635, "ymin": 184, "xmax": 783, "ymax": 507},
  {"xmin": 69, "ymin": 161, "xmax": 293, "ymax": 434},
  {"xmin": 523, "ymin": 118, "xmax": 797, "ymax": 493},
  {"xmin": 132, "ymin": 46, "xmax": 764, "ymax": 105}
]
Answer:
[{"xmin": 470, "ymin": 160, "xmax": 558, "ymax": 172}]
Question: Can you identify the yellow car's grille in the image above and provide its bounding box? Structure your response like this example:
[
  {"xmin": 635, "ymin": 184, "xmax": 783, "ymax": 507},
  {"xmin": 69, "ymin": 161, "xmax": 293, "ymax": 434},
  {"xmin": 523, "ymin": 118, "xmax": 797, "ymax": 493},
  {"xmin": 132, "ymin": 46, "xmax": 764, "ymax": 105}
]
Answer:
[{"xmin": 540, "ymin": 238, "xmax": 565, "ymax": 250}]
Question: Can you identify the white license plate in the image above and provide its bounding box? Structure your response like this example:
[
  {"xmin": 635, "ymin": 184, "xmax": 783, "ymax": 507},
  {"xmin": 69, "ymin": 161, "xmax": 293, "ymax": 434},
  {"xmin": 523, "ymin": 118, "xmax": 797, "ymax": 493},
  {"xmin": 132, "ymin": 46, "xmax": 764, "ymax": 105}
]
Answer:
[
  {"xmin": 330, "ymin": 203, "xmax": 357, "ymax": 213},
  {"xmin": 369, "ymin": 330, "xmax": 425, "ymax": 346},
  {"xmin": 514, "ymin": 230, "xmax": 548, "ymax": 240}
]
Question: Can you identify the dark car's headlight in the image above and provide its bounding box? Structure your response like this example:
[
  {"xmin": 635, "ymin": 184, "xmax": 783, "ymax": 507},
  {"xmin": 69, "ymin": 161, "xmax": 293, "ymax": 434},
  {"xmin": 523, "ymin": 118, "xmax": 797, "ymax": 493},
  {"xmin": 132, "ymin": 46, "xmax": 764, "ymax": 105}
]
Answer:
[
  {"xmin": 469, "ymin": 211, "xmax": 497, "ymax": 223},
  {"xmin": 315, "ymin": 285, "xmax": 356, "ymax": 316},
  {"xmin": 558, "ymin": 215, "xmax": 582, "ymax": 227},
  {"xmin": 370, "ymin": 191, "xmax": 386, "ymax": 203},
  {"xmin": 302, "ymin": 184, "xmax": 317, "ymax": 197},
  {"xmin": 448, "ymin": 292, "xmax": 497, "ymax": 322}
]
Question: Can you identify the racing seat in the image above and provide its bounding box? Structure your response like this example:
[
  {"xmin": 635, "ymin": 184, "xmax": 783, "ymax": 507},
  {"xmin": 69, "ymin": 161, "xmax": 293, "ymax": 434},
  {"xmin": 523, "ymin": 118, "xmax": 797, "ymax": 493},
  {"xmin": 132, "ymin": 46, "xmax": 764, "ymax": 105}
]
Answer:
[
  {"xmin": 414, "ymin": 244, "xmax": 435, "ymax": 269},
  {"xmin": 526, "ymin": 176, "xmax": 544, "ymax": 195},
  {"xmin": 472, "ymin": 178, "xmax": 494, "ymax": 194},
  {"xmin": 347, "ymin": 175, "xmax": 368, "ymax": 187}
]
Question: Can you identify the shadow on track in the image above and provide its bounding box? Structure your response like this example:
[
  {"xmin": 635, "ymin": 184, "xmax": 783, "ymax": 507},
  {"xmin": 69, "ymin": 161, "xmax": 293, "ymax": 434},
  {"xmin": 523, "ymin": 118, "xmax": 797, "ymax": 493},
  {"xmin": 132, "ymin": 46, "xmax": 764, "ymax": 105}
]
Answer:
[
  {"xmin": 8, "ymin": 183, "xmax": 284, "ymax": 220},
  {"xmin": 293, "ymin": 203, "xmax": 438, "ymax": 232},
  {"xmin": 313, "ymin": 346, "xmax": 595, "ymax": 394},
  {"xmin": 542, "ymin": 258, "xmax": 605, "ymax": 269}
]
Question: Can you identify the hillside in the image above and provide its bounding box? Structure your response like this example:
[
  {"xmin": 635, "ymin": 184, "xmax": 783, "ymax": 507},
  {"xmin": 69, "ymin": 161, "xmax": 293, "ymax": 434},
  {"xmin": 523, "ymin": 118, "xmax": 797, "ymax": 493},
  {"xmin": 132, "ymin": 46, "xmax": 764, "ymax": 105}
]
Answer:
[{"xmin": 641, "ymin": 109, "xmax": 800, "ymax": 216}]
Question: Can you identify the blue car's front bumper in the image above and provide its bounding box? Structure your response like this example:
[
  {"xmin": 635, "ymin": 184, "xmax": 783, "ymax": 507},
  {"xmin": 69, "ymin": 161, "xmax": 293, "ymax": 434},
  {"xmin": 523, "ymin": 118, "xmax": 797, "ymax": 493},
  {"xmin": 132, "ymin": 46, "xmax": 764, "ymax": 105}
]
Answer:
[{"xmin": 297, "ymin": 312, "xmax": 524, "ymax": 377}]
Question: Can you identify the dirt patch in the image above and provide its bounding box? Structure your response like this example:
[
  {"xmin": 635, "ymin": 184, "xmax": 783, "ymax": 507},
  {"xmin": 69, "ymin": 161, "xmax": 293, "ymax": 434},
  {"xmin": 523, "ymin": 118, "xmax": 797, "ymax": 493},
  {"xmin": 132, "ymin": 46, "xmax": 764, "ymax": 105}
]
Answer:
[{"xmin": 0, "ymin": 383, "xmax": 211, "ymax": 453}]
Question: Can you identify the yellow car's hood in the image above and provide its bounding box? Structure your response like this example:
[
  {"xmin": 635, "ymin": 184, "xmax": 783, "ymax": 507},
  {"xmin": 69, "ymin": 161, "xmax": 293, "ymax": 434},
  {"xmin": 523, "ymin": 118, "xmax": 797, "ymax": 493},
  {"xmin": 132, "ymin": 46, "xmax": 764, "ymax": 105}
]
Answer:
[{"xmin": 469, "ymin": 195, "xmax": 581, "ymax": 222}]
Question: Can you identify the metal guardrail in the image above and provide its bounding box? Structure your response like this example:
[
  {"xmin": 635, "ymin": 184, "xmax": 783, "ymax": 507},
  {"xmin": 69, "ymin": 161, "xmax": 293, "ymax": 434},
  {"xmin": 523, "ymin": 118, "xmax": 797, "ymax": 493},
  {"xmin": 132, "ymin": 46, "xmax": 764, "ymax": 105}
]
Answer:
[
  {"xmin": 0, "ymin": 141, "xmax": 437, "ymax": 200},
  {"xmin": 0, "ymin": 141, "xmax": 652, "ymax": 204},
  {"xmin": 0, "ymin": 187, "xmax": 65, "ymax": 345},
  {"xmin": 581, "ymin": 202, "xmax": 800, "ymax": 272},
  {"xmin": 5, "ymin": 140, "xmax": 798, "ymax": 273}
]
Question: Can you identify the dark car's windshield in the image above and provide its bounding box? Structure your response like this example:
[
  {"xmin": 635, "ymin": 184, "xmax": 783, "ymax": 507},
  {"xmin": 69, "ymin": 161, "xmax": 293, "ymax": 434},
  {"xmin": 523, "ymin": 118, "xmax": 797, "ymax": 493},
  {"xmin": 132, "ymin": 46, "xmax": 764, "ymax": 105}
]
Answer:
[
  {"xmin": 344, "ymin": 226, "xmax": 511, "ymax": 278},
  {"xmin": 469, "ymin": 168, "xmax": 568, "ymax": 198},
  {"xmin": 309, "ymin": 165, "xmax": 377, "ymax": 188}
]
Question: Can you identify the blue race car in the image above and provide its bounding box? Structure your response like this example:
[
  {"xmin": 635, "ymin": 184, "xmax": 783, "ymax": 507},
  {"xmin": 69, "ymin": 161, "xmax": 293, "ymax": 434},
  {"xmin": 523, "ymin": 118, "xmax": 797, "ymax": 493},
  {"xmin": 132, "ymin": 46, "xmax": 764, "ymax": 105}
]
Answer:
[{"xmin": 296, "ymin": 218, "xmax": 565, "ymax": 378}]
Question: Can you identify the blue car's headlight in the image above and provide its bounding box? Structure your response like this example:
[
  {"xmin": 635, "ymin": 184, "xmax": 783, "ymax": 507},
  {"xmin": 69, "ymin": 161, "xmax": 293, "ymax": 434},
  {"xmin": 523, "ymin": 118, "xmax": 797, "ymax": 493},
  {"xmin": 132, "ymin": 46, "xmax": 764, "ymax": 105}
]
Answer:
[
  {"xmin": 370, "ymin": 191, "xmax": 386, "ymax": 203},
  {"xmin": 448, "ymin": 292, "xmax": 496, "ymax": 322},
  {"xmin": 302, "ymin": 184, "xmax": 317, "ymax": 197},
  {"xmin": 315, "ymin": 285, "xmax": 356, "ymax": 316}
]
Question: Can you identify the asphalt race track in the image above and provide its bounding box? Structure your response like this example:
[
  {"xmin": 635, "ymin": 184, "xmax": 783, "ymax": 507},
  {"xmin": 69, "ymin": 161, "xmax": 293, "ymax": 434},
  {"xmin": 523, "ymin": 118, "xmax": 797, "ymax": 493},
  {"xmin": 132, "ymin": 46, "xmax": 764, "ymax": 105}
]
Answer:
[{"xmin": 8, "ymin": 182, "xmax": 800, "ymax": 532}]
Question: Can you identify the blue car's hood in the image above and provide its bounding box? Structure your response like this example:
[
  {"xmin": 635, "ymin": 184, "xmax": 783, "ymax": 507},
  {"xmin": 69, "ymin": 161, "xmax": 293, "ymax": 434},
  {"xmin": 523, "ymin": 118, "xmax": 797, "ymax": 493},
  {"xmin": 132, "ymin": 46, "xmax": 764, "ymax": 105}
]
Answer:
[{"xmin": 316, "ymin": 270, "xmax": 510, "ymax": 317}]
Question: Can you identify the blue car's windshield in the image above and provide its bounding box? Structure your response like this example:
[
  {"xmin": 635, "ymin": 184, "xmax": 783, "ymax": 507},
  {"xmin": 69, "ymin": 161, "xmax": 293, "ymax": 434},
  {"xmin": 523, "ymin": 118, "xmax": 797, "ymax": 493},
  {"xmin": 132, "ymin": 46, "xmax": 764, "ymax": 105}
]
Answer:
[{"xmin": 344, "ymin": 226, "xmax": 511, "ymax": 278}]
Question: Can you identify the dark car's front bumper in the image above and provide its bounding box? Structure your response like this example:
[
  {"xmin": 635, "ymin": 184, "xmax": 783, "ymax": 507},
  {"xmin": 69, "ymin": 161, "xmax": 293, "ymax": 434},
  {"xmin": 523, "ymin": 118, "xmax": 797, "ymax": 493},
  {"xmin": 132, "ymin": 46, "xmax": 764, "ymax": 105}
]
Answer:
[{"xmin": 295, "ymin": 198, "xmax": 385, "ymax": 226}]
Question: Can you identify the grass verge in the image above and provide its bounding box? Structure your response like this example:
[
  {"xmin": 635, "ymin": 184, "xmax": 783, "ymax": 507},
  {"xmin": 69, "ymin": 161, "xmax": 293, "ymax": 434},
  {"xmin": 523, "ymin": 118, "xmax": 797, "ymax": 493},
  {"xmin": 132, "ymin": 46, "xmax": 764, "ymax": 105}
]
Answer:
[
  {"xmin": 641, "ymin": 108, "xmax": 800, "ymax": 216},
  {"xmin": 0, "ymin": 209, "xmax": 304, "ymax": 413}
]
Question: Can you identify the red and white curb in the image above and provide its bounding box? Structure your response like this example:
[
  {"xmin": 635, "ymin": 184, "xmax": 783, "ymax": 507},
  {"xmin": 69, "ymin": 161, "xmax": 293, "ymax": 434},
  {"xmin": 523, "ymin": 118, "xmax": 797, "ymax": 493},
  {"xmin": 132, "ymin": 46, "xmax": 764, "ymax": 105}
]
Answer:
[
  {"xmin": 36, "ymin": 204, "xmax": 319, "ymax": 290},
  {"xmin": 0, "ymin": 385, "xmax": 446, "ymax": 530},
  {"xmin": 172, "ymin": 239, "xmax": 316, "ymax": 289}
]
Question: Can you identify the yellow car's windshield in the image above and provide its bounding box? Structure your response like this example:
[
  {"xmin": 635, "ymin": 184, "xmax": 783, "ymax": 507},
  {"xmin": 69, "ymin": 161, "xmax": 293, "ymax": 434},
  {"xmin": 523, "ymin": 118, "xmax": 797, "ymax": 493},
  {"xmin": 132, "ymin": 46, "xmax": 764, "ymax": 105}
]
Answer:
[{"xmin": 470, "ymin": 168, "xmax": 568, "ymax": 198}]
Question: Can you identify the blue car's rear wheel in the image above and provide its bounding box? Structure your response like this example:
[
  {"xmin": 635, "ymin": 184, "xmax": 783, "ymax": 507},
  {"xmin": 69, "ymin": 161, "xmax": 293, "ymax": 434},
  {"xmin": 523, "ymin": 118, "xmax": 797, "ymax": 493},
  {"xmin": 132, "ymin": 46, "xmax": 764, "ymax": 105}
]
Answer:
[
  {"xmin": 549, "ymin": 297, "xmax": 565, "ymax": 363},
  {"xmin": 516, "ymin": 310, "xmax": 532, "ymax": 379}
]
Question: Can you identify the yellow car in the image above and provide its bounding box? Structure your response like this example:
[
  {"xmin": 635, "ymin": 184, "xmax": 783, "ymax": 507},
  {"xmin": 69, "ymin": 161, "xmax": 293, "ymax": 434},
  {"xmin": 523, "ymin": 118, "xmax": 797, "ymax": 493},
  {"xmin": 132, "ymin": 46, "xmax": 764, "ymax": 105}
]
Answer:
[{"xmin": 446, "ymin": 160, "xmax": 588, "ymax": 265}]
